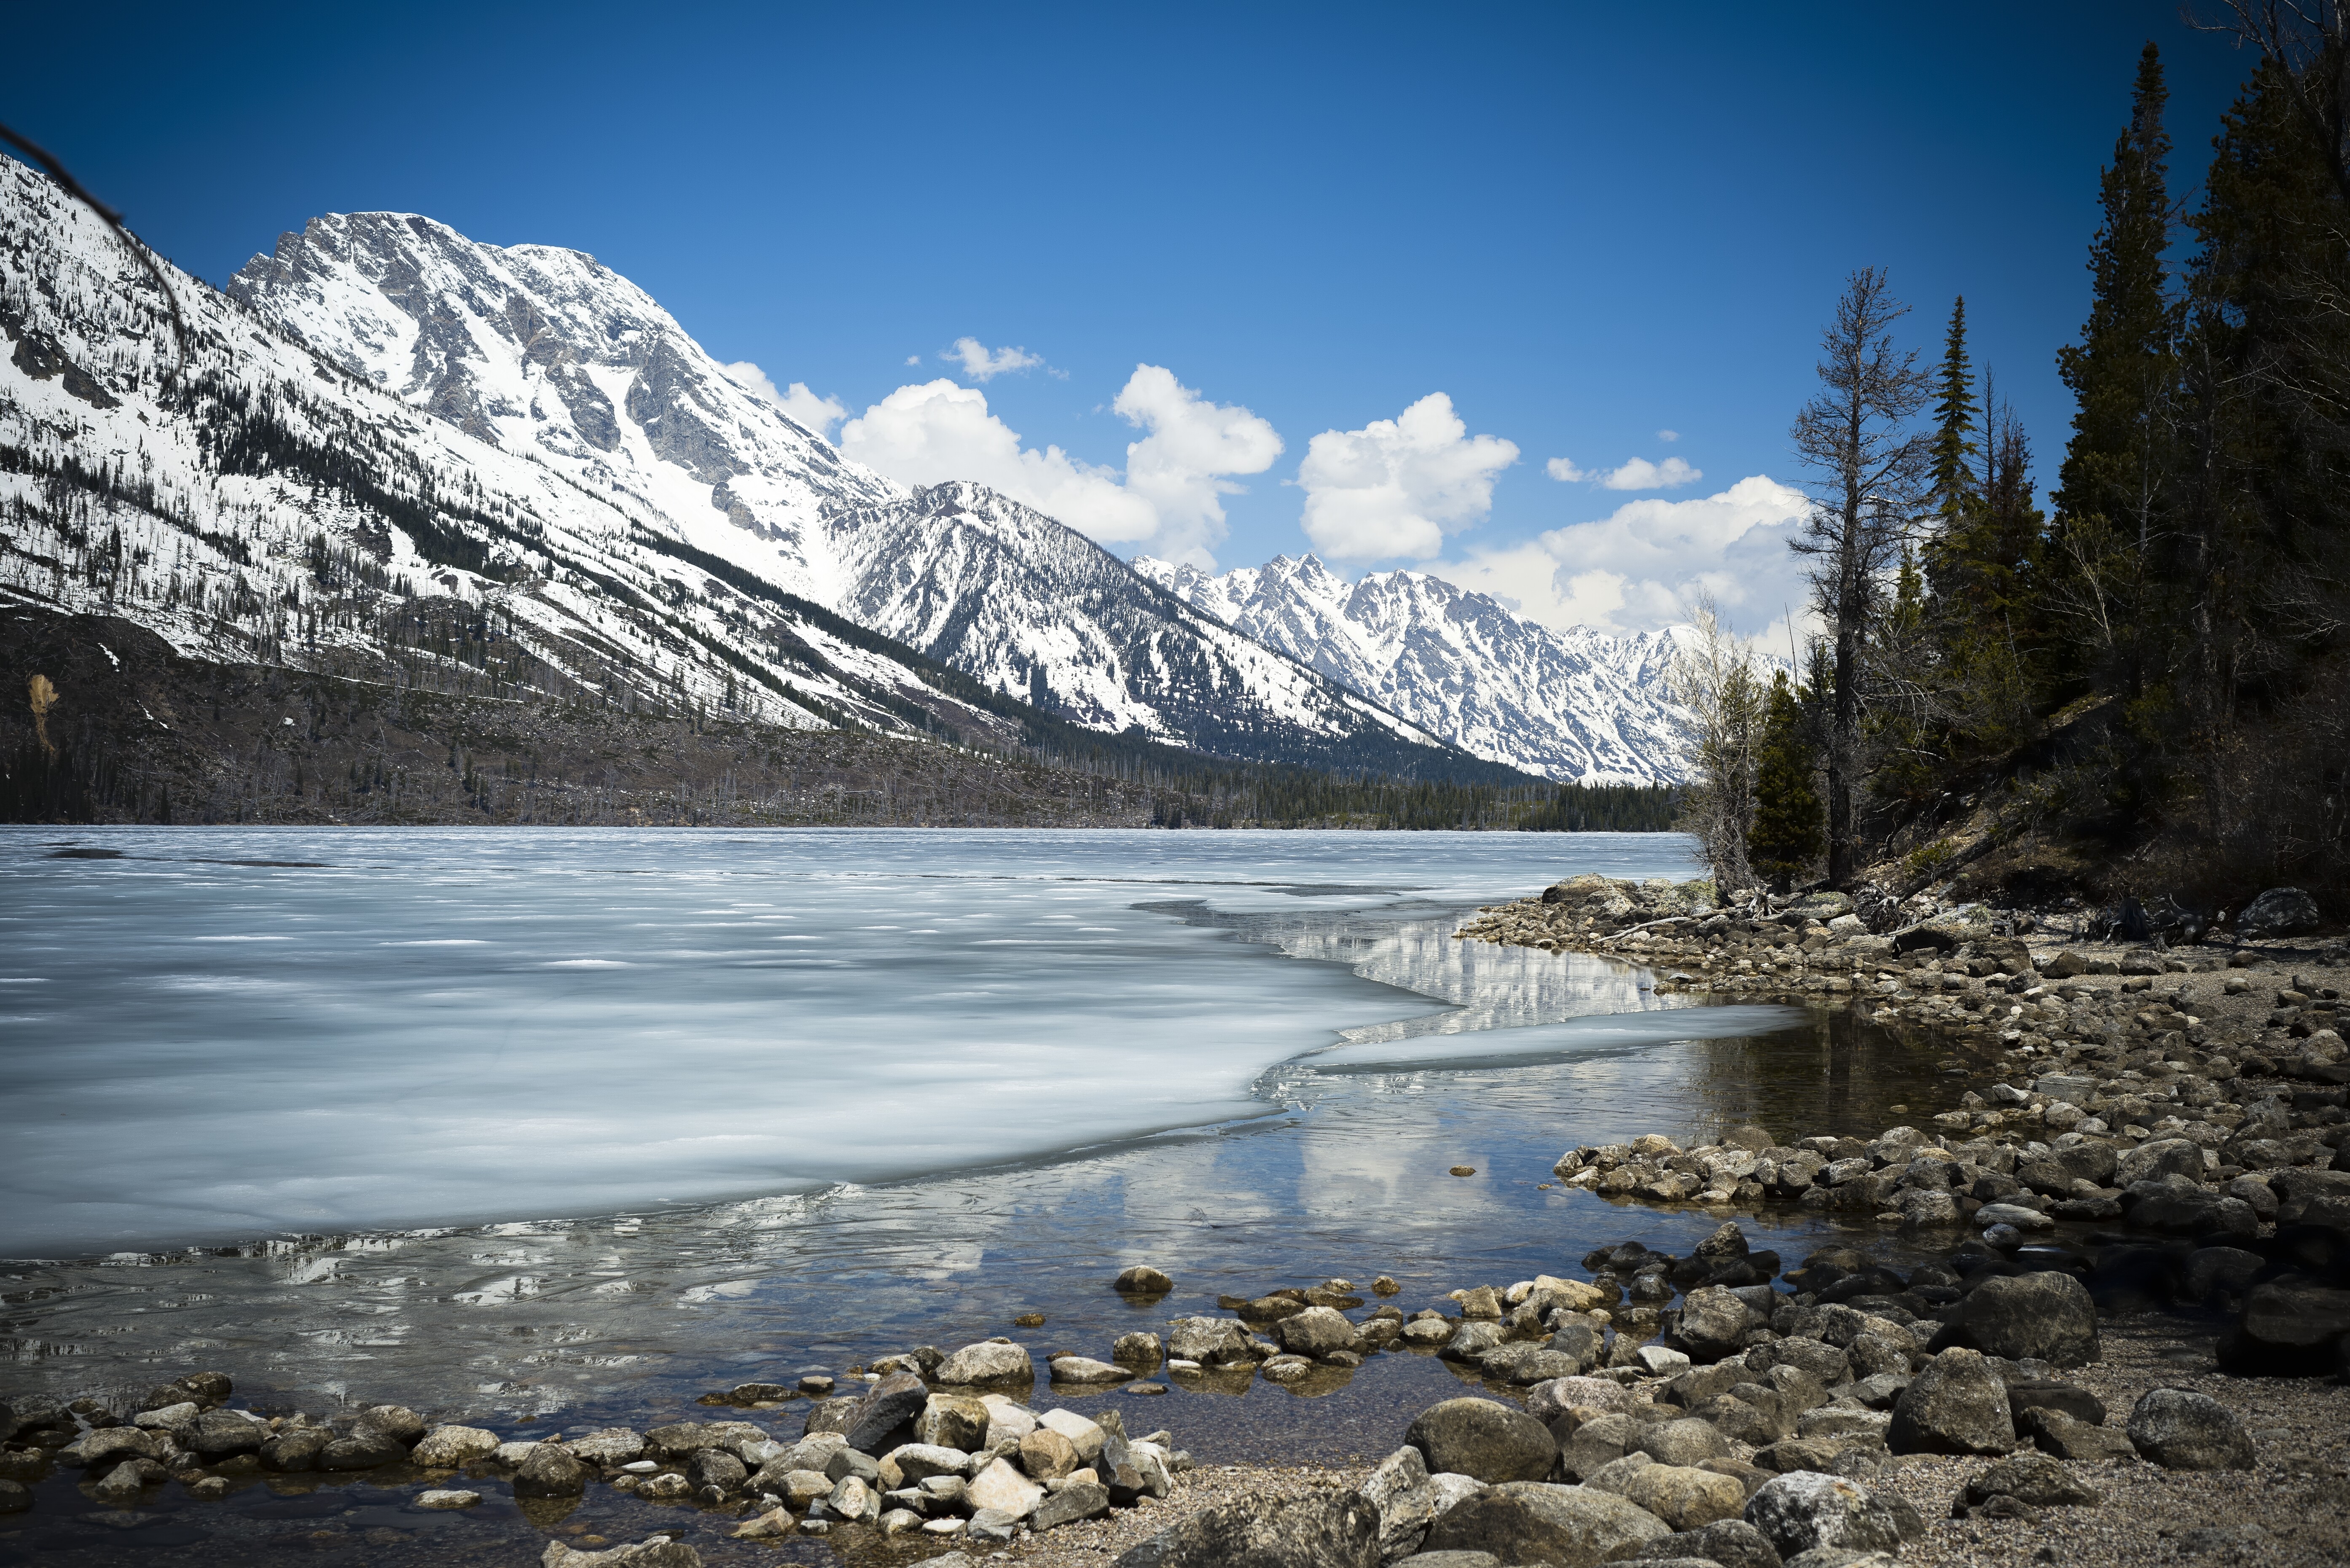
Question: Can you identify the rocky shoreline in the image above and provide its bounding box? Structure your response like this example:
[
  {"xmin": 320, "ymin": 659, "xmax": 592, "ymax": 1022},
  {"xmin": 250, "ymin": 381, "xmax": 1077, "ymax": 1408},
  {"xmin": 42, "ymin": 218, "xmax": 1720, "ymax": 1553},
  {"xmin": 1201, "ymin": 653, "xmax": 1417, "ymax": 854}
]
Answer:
[{"xmin": 5, "ymin": 873, "xmax": 2347, "ymax": 1566}]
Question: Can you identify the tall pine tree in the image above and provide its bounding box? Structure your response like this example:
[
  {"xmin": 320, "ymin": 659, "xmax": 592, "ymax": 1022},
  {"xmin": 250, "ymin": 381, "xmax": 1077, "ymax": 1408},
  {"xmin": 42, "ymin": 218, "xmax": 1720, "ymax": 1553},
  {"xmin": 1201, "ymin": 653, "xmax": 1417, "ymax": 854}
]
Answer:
[
  {"xmin": 1931, "ymin": 297, "xmax": 1979, "ymax": 523},
  {"xmin": 2046, "ymin": 41, "xmax": 2179, "ymax": 704},
  {"xmin": 1750, "ymin": 670, "xmax": 1825, "ymax": 890}
]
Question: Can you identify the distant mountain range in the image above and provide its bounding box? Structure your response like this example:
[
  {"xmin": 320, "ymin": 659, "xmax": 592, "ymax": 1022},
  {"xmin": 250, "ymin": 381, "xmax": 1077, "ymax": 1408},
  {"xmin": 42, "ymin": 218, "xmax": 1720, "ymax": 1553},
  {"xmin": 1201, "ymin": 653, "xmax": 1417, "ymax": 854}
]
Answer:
[
  {"xmin": 2, "ymin": 156, "xmax": 1687, "ymax": 785},
  {"xmin": 1134, "ymin": 554, "xmax": 1692, "ymax": 782}
]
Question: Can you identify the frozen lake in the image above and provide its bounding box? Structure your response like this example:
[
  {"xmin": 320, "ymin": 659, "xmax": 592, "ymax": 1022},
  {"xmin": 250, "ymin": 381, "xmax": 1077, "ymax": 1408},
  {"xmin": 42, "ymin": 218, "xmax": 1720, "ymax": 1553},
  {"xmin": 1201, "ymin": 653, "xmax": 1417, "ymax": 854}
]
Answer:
[{"xmin": 0, "ymin": 826, "xmax": 1729, "ymax": 1257}]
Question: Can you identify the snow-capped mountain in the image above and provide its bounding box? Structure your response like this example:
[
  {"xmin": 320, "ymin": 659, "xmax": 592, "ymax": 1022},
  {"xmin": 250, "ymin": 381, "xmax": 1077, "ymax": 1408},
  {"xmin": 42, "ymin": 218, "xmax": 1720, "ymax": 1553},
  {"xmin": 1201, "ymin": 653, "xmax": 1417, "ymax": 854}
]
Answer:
[
  {"xmin": 1133, "ymin": 553, "xmax": 1692, "ymax": 783},
  {"xmin": 215, "ymin": 201, "xmax": 1494, "ymax": 776},
  {"xmin": 0, "ymin": 162, "xmax": 1512, "ymax": 781}
]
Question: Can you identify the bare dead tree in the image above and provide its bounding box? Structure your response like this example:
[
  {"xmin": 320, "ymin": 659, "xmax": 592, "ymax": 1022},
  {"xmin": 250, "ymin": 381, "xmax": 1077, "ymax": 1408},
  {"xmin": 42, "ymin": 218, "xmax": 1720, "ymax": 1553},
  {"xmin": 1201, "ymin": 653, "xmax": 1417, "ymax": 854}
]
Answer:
[
  {"xmin": 1790, "ymin": 268, "xmax": 1934, "ymax": 889},
  {"xmin": 2191, "ymin": 0, "xmax": 2350, "ymax": 207},
  {"xmin": 1670, "ymin": 594, "xmax": 1763, "ymax": 895}
]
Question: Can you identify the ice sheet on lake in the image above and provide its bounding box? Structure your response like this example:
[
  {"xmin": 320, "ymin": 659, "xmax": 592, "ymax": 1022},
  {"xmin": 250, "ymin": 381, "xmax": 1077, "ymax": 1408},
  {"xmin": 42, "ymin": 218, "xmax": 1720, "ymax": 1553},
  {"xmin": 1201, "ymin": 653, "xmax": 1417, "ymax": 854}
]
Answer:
[
  {"xmin": 0, "ymin": 826, "xmax": 1706, "ymax": 1256},
  {"xmin": 1299, "ymin": 1004, "xmax": 1811, "ymax": 1072}
]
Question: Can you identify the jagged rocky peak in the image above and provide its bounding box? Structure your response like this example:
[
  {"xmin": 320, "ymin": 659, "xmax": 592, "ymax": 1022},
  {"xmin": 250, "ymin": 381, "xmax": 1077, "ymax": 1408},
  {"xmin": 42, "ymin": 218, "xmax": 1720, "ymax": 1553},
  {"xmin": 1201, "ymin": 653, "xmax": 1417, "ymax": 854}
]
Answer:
[
  {"xmin": 228, "ymin": 211, "xmax": 900, "ymax": 598},
  {"xmin": 1136, "ymin": 553, "xmax": 1694, "ymax": 784}
]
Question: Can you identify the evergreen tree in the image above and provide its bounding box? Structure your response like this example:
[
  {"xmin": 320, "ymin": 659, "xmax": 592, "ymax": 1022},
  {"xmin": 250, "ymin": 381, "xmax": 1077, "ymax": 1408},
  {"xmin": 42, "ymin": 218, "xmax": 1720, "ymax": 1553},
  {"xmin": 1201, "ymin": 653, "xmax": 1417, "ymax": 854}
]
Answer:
[
  {"xmin": 1749, "ymin": 671, "xmax": 1825, "ymax": 890},
  {"xmin": 1930, "ymin": 296, "xmax": 1979, "ymax": 522},
  {"xmin": 2046, "ymin": 41, "xmax": 2179, "ymax": 700}
]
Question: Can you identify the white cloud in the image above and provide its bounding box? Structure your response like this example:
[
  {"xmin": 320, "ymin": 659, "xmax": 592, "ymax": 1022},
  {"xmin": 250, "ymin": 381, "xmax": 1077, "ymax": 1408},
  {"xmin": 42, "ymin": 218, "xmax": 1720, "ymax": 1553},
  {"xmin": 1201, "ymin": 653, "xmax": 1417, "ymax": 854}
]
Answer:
[
  {"xmin": 1296, "ymin": 394, "xmax": 1519, "ymax": 561},
  {"xmin": 839, "ymin": 379, "xmax": 1155, "ymax": 540},
  {"xmin": 1426, "ymin": 475, "xmax": 1812, "ymax": 639},
  {"xmin": 946, "ymin": 337, "xmax": 1045, "ymax": 382},
  {"xmin": 835, "ymin": 365, "xmax": 1278, "ymax": 562},
  {"xmin": 721, "ymin": 362, "xmax": 849, "ymax": 438},
  {"xmin": 1657, "ymin": 429, "xmax": 1679, "ymax": 443},
  {"xmin": 1110, "ymin": 365, "xmax": 1283, "ymax": 567},
  {"xmin": 905, "ymin": 354, "xmax": 921, "ymax": 365},
  {"xmin": 1546, "ymin": 457, "xmax": 1590, "ymax": 482},
  {"xmin": 1598, "ymin": 455, "xmax": 1702, "ymax": 491}
]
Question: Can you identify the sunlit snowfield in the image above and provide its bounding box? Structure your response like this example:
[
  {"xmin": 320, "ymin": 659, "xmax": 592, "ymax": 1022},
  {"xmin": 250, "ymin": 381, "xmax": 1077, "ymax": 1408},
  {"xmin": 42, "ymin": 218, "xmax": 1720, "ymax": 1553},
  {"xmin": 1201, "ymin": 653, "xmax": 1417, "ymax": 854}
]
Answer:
[{"xmin": 0, "ymin": 827, "xmax": 1958, "ymax": 1449}]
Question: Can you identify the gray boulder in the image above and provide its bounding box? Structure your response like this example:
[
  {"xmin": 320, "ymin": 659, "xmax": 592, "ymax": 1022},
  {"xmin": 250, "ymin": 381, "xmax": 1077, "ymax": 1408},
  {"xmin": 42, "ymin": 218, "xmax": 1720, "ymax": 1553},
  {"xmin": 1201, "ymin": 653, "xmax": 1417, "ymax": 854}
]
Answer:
[
  {"xmin": 1166, "ymin": 1317, "xmax": 1256, "ymax": 1367},
  {"xmin": 1421, "ymin": 1482, "xmax": 1671, "ymax": 1568},
  {"xmin": 1033, "ymin": 1479, "xmax": 1112, "ymax": 1531},
  {"xmin": 2018, "ymin": 1407, "xmax": 2136, "ymax": 1462},
  {"xmin": 1405, "ymin": 1399, "xmax": 1556, "ymax": 1484},
  {"xmin": 917, "ymin": 1394, "xmax": 991, "ymax": 1452},
  {"xmin": 540, "ymin": 1539, "xmax": 705, "ymax": 1568},
  {"xmin": 933, "ymin": 1339, "xmax": 1034, "ymax": 1385},
  {"xmin": 843, "ymin": 1370, "xmax": 928, "ymax": 1452},
  {"xmin": 1888, "ymin": 1348, "xmax": 2016, "ymax": 1455},
  {"xmin": 1745, "ymin": 1340, "xmax": 1850, "ymax": 1386},
  {"xmin": 317, "ymin": 1429, "xmax": 408, "ymax": 1470},
  {"xmin": 1636, "ymin": 1418, "xmax": 1732, "ymax": 1467},
  {"xmin": 2238, "ymin": 887, "xmax": 2318, "ymax": 938},
  {"xmin": 412, "ymin": 1425, "xmax": 501, "ymax": 1467},
  {"xmin": 2126, "ymin": 1388, "xmax": 2255, "ymax": 1470},
  {"xmin": 1678, "ymin": 1287, "xmax": 1759, "ymax": 1362},
  {"xmin": 1478, "ymin": 1345, "xmax": 1588, "ymax": 1385},
  {"xmin": 566, "ymin": 1428, "xmax": 647, "ymax": 1466},
  {"xmin": 1276, "ymin": 1306, "xmax": 1358, "ymax": 1358},
  {"xmin": 1960, "ymin": 1452, "xmax": 2103, "ymax": 1508},
  {"xmin": 1632, "ymin": 1519, "xmax": 1784, "ymax": 1568},
  {"xmin": 2218, "ymin": 1281, "xmax": 2350, "ymax": 1376},
  {"xmin": 2117, "ymin": 1138, "xmax": 2206, "ymax": 1187},
  {"xmin": 187, "ymin": 1408, "xmax": 271, "ymax": 1457},
  {"xmin": 1743, "ymin": 1471, "xmax": 1910, "ymax": 1558},
  {"xmin": 1113, "ymin": 1487, "xmax": 1380, "ymax": 1568},
  {"xmin": 1956, "ymin": 1272, "xmax": 2100, "ymax": 1367},
  {"xmin": 1362, "ymin": 1445, "xmax": 1439, "ymax": 1561},
  {"xmin": 515, "ymin": 1444, "xmax": 591, "ymax": 1497}
]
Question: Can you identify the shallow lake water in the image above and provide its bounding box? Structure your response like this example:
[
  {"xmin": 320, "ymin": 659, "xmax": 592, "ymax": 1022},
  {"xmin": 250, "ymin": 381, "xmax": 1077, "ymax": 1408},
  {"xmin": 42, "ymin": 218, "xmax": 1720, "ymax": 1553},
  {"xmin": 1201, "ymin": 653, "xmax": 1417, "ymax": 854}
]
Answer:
[{"xmin": 0, "ymin": 827, "xmax": 1969, "ymax": 1566}]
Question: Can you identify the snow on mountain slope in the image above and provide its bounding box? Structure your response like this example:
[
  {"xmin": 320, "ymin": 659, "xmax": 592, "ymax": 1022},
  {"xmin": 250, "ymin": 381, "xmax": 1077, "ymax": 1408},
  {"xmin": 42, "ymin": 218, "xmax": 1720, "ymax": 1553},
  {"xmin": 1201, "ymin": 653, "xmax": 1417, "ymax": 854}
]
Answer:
[
  {"xmin": 221, "ymin": 202, "xmax": 1508, "ymax": 777},
  {"xmin": 1133, "ymin": 553, "xmax": 1693, "ymax": 783},
  {"xmin": 0, "ymin": 157, "xmax": 1015, "ymax": 744}
]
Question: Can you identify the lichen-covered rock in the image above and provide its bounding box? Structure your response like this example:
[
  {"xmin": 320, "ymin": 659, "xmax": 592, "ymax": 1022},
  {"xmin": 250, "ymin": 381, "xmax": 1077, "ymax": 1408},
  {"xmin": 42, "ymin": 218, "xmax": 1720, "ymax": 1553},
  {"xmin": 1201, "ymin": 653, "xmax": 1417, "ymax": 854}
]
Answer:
[
  {"xmin": 412, "ymin": 1425, "xmax": 501, "ymax": 1467},
  {"xmin": 1114, "ymin": 1488, "xmax": 1379, "ymax": 1568},
  {"xmin": 1421, "ymin": 1482, "xmax": 1669, "ymax": 1568},
  {"xmin": 1888, "ymin": 1348, "xmax": 2017, "ymax": 1455},
  {"xmin": 1956, "ymin": 1272, "xmax": 2100, "ymax": 1367},
  {"xmin": 934, "ymin": 1340, "xmax": 1035, "ymax": 1386},
  {"xmin": 1744, "ymin": 1471, "xmax": 1910, "ymax": 1558}
]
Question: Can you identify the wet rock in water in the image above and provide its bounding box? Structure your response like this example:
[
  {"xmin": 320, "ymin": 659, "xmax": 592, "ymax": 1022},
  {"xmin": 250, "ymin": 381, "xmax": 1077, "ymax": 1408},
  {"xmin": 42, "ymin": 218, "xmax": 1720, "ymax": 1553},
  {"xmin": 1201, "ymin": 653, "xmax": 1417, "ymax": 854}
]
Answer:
[
  {"xmin": 318, "ymin": 1428, "xmax": 409, "ymax": 1470},
  {"xmin": 412, "ymin": 1425, "xmax": 501, "ymax": 1467},
  {"xmin": 843, "ymin": 1370, "xmax": 929, "ymax": 1452},
  {"xmin": 353, "ymin": 1405, "xmax": 425, "ymax": 1447},
  {"xmin": 1629, "ymin": 1518, "xmax": 1783, "ymax": 1568},
  {"xmin": 1402, "ymin": 1318, "xmax": 1459, "ymax": 1349},
  {"xmin": 1457, "ymin": 1286, "xmax": 1504, "ymax": 1320},
  {"xmin": 1052, "ymin": 1356, "xmax": 1133, "ymax": 1385},
  {"xmin": 1166, "ymin": 1317, "xmax": 1256, "ymax": 1367},
  {"xmin": 824, "ymin": 1447, "xmax": 880, "ymax": 1487},
  {"xmin": 2127, "ymin": 1388, "xmax": 2256, "ymax": 1471},
  {"xmin": 967, "ymin": 1456, "xmax": 1045, "ymax": 1519},
  {"xmin": 1374, "ymin": 1275, "xmax": 1402, "ymax": 1296},
  {"xmin": 687, "ymin": 1448, "xmax": 747, "ymax": 1493},
  {"xmin": 1743, "ymin": 1471, "xmax": 1911, "ymax": 1559},
  {"xmin": 1959, "ymin": 1452, "xmax": 2104, "ymax": 1510},
  {"xmin": 1274, "ymin": 1305, "xmax": 1357, "ymax": 1358},
  {"xmin": 2218, "ymin": 1281, "xmax": 2350, "ymax": 1376},
  {"xmin": 1442, "ymin": 1322, "xmax": 1508, "ymax": 1362},
  {"xmin": 1115, "ymin": 1488, "xmax": 1380, "ymax": 1568},
  {"xmin": 133, "ymin": 1401, "xmax": 199, "ymax": 1437},
  {"xmin": 181, "ymin": 1372, "xmax": 233, "ymax": 1403},
  {"xmin": 515, "ymin": 1444, "xmax": 591, "ymax": 1497},
  {"xmin": 92, "ymin": 1457, "xmax": 168, "ymax": 1502},
  {"xmin": 1953, "ymin": 1271, "xmax": 2101, "ymax": 1367},
  {"xmin": 769, "ymin": 1469, "xmax": 832, "ymax": 1508},
  {"xmin": 1405, "ymin": 1399, "xmax": 1557, "ymax": 1484},
  {"xmin": 540, "ymin": 1537, "xmax": 705, "ymax": 1568},
  {"xmin": 1616, "ymin": 1464, "xmax": 1748, "ymax": 1531},
  {"xmin": 1114, "ymin": 1265, "xmax": 1174, "ymax": 1295},
  {"xmin": 415, "ymin": 1488, "xmax": 483, "ymax": 1509},
  {"xmin": 1033, "ymin": 1478, "xmax": 1112, "ymax": 1531},
  {"xmin": 59, "ymin": 1427, "xmax": 169, "ymax": 1469},
  {"xmin": 1114, "ymin": 1332, "xmax": 1165, "ymax": 1368},
  {"xmin": 1888, "ymin": 1348, "xmax": 2017, "ymax": 1455},
  {"xmin": 798, "ymin": 1375, "xmax": 834, "ymax": 1397},
  {"xmin": 261, "ymin": 1427, "xmax": 330, "ymax": 1472},
  {"xmin": 568, "ymin": 1428, "xmax": 648, "ymax": 1466},
  {"xmin": 1421, "ymin": 1482, "xmax": 1671, "ymax": 1567},
  {"xmin": 0, "ymin": 1479, "xmax": 31, "ymax": 1515},
  {"xmin": 934, "ymin": 1339, "xmax": 1035, "ymax": 1386}
]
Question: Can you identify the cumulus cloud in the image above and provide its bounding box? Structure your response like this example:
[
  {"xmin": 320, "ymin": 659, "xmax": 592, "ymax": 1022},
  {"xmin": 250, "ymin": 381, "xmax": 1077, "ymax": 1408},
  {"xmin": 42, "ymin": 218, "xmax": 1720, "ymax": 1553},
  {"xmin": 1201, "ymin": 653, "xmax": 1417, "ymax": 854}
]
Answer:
[
  {"xmin": 1297, "ymin": 394, "xmax": 1519, "ymax": 561},
  {"xmin": 1598, "ymin": 455, "xmax": 1702, "ymax": 491},
  {"xmin": 839, "ymin": 379, "xmax": 1155, "ymax": 540},
  {"xmin": 836, "ymin": 365, "xmax": 1279, "ymax": 562},
  {"xmin": 945, "ymin": 337, "xmax": 1046, "ymax": 382},
  {"xmin": 1110, "ymin": 365, "xmax": 1283, "ymax": 566},
  {"xmin": 1546, "ymin": 457, "xmax": 1590, "ymax": 482},
  {"xmin": 1657, "ymin": 429, "xmax": 1679, "ymax": 443},
  {"xmin": 721, "ymin": 362, "xmax": 849, "ymax": 438},
  {"xmin": 1427, "ymin": 474, "xmax": 1812, "ymax": 640}
]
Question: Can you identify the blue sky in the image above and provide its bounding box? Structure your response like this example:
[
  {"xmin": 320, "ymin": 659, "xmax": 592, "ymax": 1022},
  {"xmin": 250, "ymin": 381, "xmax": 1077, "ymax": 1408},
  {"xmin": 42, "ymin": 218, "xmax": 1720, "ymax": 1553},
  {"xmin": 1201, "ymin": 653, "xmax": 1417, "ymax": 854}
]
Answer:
[{"xmin": 14, "ymin": 2, "xmax": 2258, "ymax": 640}]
